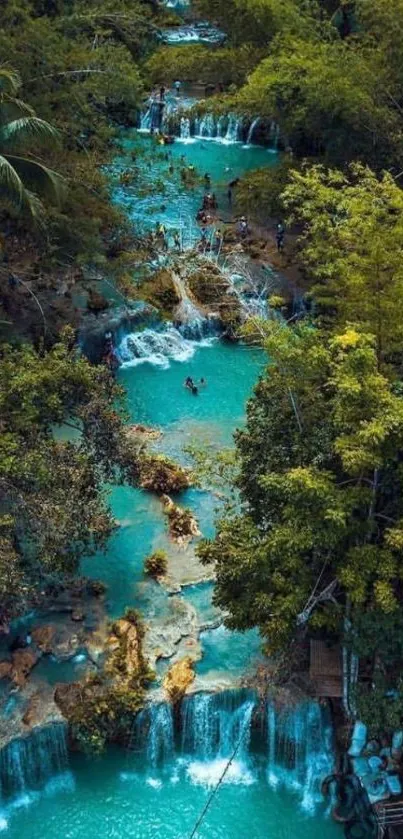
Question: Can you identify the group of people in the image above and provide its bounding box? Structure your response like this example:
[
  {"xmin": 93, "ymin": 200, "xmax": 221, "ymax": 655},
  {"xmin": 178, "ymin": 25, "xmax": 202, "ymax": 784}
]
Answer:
[
  {"xmin": 155, "ymin": 222, "xmax": 182, "ymax": 252},
  {"xmin": 184, "ymin": 376, "xmax": 206, "ymax": 395}
]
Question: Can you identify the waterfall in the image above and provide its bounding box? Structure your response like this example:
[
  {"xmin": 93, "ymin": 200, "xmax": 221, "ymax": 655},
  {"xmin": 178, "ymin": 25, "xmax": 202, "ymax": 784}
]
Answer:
[
  {"xmin": 126, "ymin": 691, "xmax": 334, "ymax": 807},
  {"xmin": 118, "ymin": 319, "xmax": 218, "ymax": 368},
  {"xmin": 0, "ymin": 724, "xmax": 69, "ymax": 800},
  {"xmin": 246, "ymin": 117, "xmax": 260, "ymax": 145},
  {"xmin": 197, "ymin": 113, "xmax": 216, "ymax": 139},
  {"xmin": 266, "ymin": 699, "xmax": 334, "ymax": 811},
  {"xmin": 131, "ymin": 703, "xmax": 174, "ymax": 768},
  {"xmin": 140, "ymin": 107, "xmax": 152, "ymax": 132},
  {"xmin": 181, "ymin": 690, "xmax": 256, "ymax": 787},
  {"xmin": 225, "ymin": 115, "xmax": 240, "ymax": 143},
  {"xmin": 181, "ymin": 689, "xmax": 256, "ymax": 760},
  {"xmin": 180, "ymin": 116, "xmax": 191, "ymax": 140}
]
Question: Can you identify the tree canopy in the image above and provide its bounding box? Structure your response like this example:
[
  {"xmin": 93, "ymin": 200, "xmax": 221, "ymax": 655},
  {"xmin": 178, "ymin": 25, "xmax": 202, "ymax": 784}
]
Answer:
[
  {"xmin": 0, "ymin": 329, "xmax": 139, "ymax": 622},
  {"xmin": 199, "ymin": 325, "xmax": 403, "ymax": 657}
]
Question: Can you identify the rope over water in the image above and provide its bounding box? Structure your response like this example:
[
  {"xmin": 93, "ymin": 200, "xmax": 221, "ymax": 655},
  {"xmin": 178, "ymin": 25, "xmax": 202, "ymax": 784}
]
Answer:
[{"xmin": 187, "ymin": 718, "xmax": 249, "ymax": 839}]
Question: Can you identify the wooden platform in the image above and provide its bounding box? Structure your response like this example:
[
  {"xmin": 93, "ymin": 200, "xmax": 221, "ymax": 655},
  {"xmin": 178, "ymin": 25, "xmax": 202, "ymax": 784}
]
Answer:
[{"xmin": 309, "ymin": 640, "xmax": 343, "ymax": 698}]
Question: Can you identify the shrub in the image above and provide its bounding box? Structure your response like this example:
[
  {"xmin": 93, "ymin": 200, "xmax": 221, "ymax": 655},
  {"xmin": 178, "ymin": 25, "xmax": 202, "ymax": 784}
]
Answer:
[{"xmin": 144, "ymin": 550, "xmax": 168, "ymax": 577}]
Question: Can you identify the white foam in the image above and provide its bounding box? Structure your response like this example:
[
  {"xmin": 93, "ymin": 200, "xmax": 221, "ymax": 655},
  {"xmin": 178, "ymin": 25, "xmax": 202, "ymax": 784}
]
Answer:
[
  {"xmin": 146, "ymin": 777, "xmax": 162, "ymax": 789},
  {"xmin": 0, "ymin": 816, "xmax": 8, "ymax": 832},
  {"xmin": 119, "ymin": 328, "xmax": 216, "ymax": 369},
  {"xmin": 187, "ymin": 758, "xmax": 256, "ymax": 788}
]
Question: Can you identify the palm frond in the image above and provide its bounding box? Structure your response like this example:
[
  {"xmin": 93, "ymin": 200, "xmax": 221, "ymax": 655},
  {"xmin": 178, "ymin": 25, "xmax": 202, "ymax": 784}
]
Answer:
[
  {"xmin": 0, "ymin": 67, "xmax": 21, "ymax": 97},
  {"xmin": 0, "ymin": 96, "xmax": 36, "ymax": 123},
  {"xmin": 0, "ymin": 153, "xmax": 23, "ymax": 207},
  {"xmin": 4, "ymin": 154, "xmax": 65, "ymax": 205},
  {"xmin": 0, "ymin": 117, "xmax": 60, "ymax": 149}
]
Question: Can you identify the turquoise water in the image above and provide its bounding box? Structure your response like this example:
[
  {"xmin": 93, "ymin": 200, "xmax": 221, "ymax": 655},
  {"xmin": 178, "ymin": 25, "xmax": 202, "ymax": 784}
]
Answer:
[
  {"xmin": 111, "ymin": 132, "xmax": 278, "ymax": 243},
  {"xmin": 82, "ymin": 341, "xmax": 265, "ymax": 621},
  {"xmin": 0, "ymin": 750, "xmax": 341, "ymax": 839}
]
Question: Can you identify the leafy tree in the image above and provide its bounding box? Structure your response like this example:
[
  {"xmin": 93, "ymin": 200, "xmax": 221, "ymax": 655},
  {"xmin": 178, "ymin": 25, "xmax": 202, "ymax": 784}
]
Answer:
[
  {"xmin": 198, "ymin": 324, "xmax": 403, "ymax": 653},
  {"xmin": 233, "ymin": 36, "xmax": 402, "ymax": 168},
  {"xmin": 193, "ymin": 0, "xmax": 320, "ymax": 47},
  {"xmin": 282, "ymin": 163, "xmax": 403, "ymax": 366},
  {"xmin": 0, "ymin": 67, "xmax": 63, "ymax": 220},
  {"xmin": 234, "ymin": 157, "xmax": 296, "ymax": 222},
  {"xmin": 0, "ymin": 328, "xmax": 140, "ymax": 622},
  {"xmin": 145, "ymin": 44, "xmax": 262, "ymax": 89}
]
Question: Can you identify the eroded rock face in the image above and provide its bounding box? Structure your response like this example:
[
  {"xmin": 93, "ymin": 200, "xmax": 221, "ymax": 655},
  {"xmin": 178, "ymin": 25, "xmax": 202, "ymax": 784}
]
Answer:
[
  {"xmin": 164, "ymin": 656, "xmax": 195, "ymax": 702},
  {"xmin": 106, "ymin": 618, "xmax": 144, "ymax": 682}
]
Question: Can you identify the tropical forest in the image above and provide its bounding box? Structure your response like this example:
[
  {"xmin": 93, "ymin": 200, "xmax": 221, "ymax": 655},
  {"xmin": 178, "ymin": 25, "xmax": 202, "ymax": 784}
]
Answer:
[{"xmin": 1, "ymin": 0, "xmax": 403, "ymax": 836}]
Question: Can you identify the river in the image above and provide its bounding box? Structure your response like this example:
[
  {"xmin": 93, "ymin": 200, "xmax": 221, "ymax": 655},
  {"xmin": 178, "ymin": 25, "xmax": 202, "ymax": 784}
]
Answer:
[{"xmin": 0, "ymin": 10, "xmax": 343, "ymax": 839}]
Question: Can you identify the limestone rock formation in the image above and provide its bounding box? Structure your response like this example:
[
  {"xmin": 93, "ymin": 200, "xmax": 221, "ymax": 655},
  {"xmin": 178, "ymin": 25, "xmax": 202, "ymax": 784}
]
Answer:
[{"xmin": 164, "ymin": 656, "xmax": 195, "ymax": 702}]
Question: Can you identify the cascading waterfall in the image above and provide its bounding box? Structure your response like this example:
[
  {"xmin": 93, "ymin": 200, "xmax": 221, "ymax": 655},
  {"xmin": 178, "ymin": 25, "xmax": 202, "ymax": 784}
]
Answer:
[
  {"xmin": 181, "ymin": 690, "xmax": 255, "ymax": 760},
  {"xmin": 127, "ymin": 691, "xmax": 333, "ymax": 808},
  {"xmin": 180, "ymin": 116, "xmax": 191, "ymax": 140},
  {"xmin": 0, "ymin": 724, "xmax": 70, "ymax": 800},
  {"xmin": 132, "ymin": 704, "xmax": 175, "ymax": 768},
  {"xmin": 117, "ymin": 318, "xmax": 219, "ymax": 368},
  {"xmin": 246, "ymin": 117, "xmax": 260, "ymax": 145},
  {"xmin": 197, "ymin": 113, "xmax": 216, "ymax": 139},
  {"xmin": 266, "ymin": 699, "xmax": 334, "ymax": 811},
  {"xmin": 224, "ymin": 115, "xmax": 240, "ymax": 143}
]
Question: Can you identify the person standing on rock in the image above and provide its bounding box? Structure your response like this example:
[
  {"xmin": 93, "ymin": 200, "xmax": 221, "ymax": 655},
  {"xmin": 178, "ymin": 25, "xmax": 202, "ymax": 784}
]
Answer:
[
  {"xmin": 174, "ymin": 80, "xmax": 181, "ymax": 97},
  {"xmin": 276, "ymin": 222, "xmax": 285, "ymax": 253}
]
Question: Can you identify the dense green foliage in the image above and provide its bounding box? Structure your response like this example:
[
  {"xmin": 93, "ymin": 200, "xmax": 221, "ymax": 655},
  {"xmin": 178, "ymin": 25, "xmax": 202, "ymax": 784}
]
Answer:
[
  {"xmin": 199, "ymin": 325, "xmax": 403, "ymax": 652},
  {"xmin": 0, "ymin": 329, "xmax": 140, "ymax": 622}
]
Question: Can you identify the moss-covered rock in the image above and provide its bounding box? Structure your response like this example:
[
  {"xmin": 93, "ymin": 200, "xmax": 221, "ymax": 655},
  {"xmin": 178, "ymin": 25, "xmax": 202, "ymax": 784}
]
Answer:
[
  {"xmin": 144, "ymin": 550, "xmax": 168, "ymax": 578},
  {"xmin": 161, "ymin": 495, "xmax": 200, "ymax": 546},
  {"xmin": 218, "ymin": 298, "xmax": 243, "ymax": 340},
  {"xmin": 187, "ymin": 265, "xmax": 230, "ymax": 305},
  {"xmin": 135, "ymin": 268, "xmax": 180, "ymax": 319},
  {"xmin": 163, "ymin": 656, "xmax": 195, "ymax": 702},
  {"xmin": 139, "ymin": 454, "xmax": 191, "ymax": 494},
  {"xmin": 55, "ymin": 610, "xmax": 153, "ymax": 753}
]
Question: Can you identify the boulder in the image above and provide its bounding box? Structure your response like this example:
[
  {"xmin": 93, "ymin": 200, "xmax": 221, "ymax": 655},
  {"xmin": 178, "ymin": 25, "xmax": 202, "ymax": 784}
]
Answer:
[
  {"xmin": 71, "ymin": 609, "xmax": 85, "ymax": 622},
  {"xmin": 11, "ymin": 648, "xmax": 38, "ymax": 686},
  {"xmin": 32, "ymin": 624, "xmax": 56, "ymax": 653},
  {"xmin": 164, "ymin": 656, "xmax": 195, "ymax": 702}
]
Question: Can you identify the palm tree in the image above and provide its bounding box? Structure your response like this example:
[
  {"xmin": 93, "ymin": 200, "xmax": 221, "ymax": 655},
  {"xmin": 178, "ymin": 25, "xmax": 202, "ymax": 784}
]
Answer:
[{"xmin": 0, "ymin": 66, "xmax": 64, "ymax": 221}]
